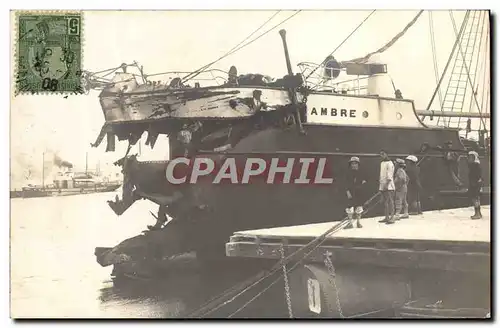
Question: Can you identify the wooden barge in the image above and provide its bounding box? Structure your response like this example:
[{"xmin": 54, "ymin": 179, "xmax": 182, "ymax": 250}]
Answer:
[{"xmin": 225, "ymin": 206, "xmax": 491, "ymax": 318}]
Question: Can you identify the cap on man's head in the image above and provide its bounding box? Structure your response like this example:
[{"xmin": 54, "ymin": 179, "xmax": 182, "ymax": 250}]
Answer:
[
  {"xmin": 349, "ymin": 156, "xmax": 360, "ymax": 163},
  {"xmin": 406, "ymin": 155, "xmax": 418, "ymax": 163},
  {"xmin": 396, "ymin": 158, "xmax": 405, "ymax": 165}
]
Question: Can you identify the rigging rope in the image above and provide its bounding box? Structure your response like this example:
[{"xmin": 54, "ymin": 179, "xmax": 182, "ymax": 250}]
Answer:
[
  {"xmin": 224, "ymin": 192, "xmax": 387, "ymax": 318},
  {"xmin": 189, "ymin": 190, "xmax": 386, "ymax": 318},
  {"xmin": 449, "ymin": 11, "xmax": 488, "ymax": 132},
  {"xmin": 345, "ymin": 10, "xmax": 424, "ymax": 64},
  {"xmin": 86, "ymin": 12, "xmax": 296, "ymax": 86},
  {"xmin": 189, "ymin": 152, "xmax": 430, "ymax": 318},
  {"xmin": 447, "ymin": 11, "xmax": 478, "ymax": 128},
  {"xmin": 479, "ymin": 21, "xmax": 490, "ymax": 121},
  {"xmin": 428, "ymin": 11, "xmax": 444, "ymax": 125},
  {"xmin": 188, "ymin": 217, "xmax": 351, "ymax": 318},
  {"xmin": 222, "ymin": 11, "xmax": 282, "ymax": 59},
  {"xmin": 182, "ymin": 11, "xmax": 301, "ymax": 84},
  {"xmin": 304, "ymin": 10, "xmax": 376, "ymax": 81},
  {"xmin": 445, "ymin": 11, "xmax": 477, "ymax": 128},
  {"xmin": 424, "ymin": 11, "xmax": 470, "ymax": 114},
  {"xmin": 182, "ymin": 11, "xmax": 281, "ymax": 83},
  {"xmin": 460, "ymin": 11, "xmax": 486, "ymax": 129}
]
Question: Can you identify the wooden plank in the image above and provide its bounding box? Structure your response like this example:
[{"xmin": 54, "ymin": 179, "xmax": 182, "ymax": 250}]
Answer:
[{"xmin": 231, "ymin": 206, "xmax": 490, "ymax": 244}]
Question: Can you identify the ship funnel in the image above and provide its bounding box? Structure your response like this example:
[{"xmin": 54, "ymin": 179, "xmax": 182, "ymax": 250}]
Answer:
[
  {"xmin": 366, "ymin": 72, "xmax": 393, "ymax": 97},
  {"xmin": 363, "ymin": 55, "xmax": 393, "ymax": 97}
]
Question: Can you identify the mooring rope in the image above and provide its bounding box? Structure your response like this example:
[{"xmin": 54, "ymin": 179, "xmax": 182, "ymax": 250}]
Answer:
[
  {"xmin": 222, "ymin": 194, "xmax": 387, "ymax": 318},
  {"xmin": 189, "ymin": 192, "xmax": 384, "ymax": 318},
  {"xmin": 188, "ymin": 156, "xmax": 428, "ymax": 318}
]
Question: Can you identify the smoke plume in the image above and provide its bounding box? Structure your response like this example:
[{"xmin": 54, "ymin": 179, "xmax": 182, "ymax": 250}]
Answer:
[{"xmin": 53, "ymin": 154, "xmax": 73, "ymax": 169}]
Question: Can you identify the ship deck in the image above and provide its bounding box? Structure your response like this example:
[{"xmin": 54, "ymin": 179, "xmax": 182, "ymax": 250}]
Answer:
[{"xmin": 226, "ymin": 206, "xmax": 490, "ymax": 273}]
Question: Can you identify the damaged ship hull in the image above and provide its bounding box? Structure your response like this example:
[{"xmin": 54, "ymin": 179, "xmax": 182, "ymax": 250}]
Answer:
[
  {"xmin": 93, "ymin": 82, "xmax": 490, "ymax": 269},
  {"xmin": 99, "ymin": 73, "xmax": 298, "ymax": 123},
  {"xmin": 98, "ymin": 122, "xmax": 490, "ymax": 269}
]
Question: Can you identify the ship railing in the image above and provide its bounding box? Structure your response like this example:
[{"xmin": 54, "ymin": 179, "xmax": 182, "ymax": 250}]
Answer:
[
  {"xmin": 89, "ymin": 60, "xmax": 374, "ymax": 93},
  {"xmin": 297, "ymin": 61, "xmax": 370, "ymax": 95},
  {"xmin": 85, "ymin": 62, "xmax": 230, "ymax": 91},
  {"xmin": 138, "ymin": 69, "xmax": 230, "ymax": 88}
]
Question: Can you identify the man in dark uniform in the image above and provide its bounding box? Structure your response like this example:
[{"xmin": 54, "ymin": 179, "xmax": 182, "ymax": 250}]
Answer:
[
  {"xmin": 443, "ymin": 140, "xmax": 463, "ymax": 188},
  {"xmin": 405, "ymin": 155, "xmax": 423, "ymax": 215},
  {"xmin": 467, "ymin": 151, "xmax": 483, "ymax": 219},
  {"xmin": 344, "ymin": 156, "xmax": 367, "ymax": 229},
  {"xmin": 394, "ymin": 158, "xmax": 409, "ymax": 220}
]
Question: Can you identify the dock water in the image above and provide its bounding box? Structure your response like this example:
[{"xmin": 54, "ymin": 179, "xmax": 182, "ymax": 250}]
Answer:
[
  {"xmin": 10, "ymin": 194, "xmax": 275, "ymax": 318},
  {"xmin": 11, "ymin": 193, "xmax": 491, "ymax": 318}
]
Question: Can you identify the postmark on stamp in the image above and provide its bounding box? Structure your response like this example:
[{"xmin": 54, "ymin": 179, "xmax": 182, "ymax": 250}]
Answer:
[{"xmin": 15, "ymin": 11, "xmax": 83, "ymax": 95}]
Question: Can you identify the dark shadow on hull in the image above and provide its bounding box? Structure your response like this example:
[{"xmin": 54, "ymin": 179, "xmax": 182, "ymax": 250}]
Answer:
[{"xmin": 107, "ymin": 124, "xmax": 491, "ymax": 258}]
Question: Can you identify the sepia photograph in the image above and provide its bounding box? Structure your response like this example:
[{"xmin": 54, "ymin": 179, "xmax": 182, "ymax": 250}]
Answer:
[{"xmin": 9, "ymin": 8, "xmax": 491, "ymax": 319}]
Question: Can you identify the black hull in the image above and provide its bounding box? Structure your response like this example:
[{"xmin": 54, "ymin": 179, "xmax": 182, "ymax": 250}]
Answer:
[{"xmin": 125, "ymin": 124, "xmax": 490, "ymax": 253}]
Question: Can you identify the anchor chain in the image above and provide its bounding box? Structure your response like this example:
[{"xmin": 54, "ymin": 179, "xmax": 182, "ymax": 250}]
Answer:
[
  {"xmin": 279, "ymin": 244, "xmax": 294, "ymax": 318},
  {"xmin": 324, "ymin": 251, "xmax": 344, "ymax": 318}
]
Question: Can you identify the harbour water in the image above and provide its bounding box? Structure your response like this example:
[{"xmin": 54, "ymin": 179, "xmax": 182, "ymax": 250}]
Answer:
[
  {"xmin": 10, "ymin": 192, "xmax": 274, "ymax": 318},
  {"xmin": 12, "ymin": 191, "xmax": 488, "ymax": 319}
]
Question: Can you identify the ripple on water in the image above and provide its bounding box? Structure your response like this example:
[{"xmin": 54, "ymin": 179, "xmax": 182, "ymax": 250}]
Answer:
[{"xmin": 10, "ymin": 194, "xmax": 263, "ymax": 318}]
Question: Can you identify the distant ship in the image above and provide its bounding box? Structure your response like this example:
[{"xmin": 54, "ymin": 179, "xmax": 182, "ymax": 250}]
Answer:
[
  {"xmin": 10, "ymin": 171, "xmax": 122, "ymax": 199},
  {"xmin": 10, "ymin": 151, "xmax": 122, "ymax": 199}
]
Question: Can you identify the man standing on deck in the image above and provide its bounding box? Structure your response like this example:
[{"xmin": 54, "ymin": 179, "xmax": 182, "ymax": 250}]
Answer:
[
  {"xmin": 394, "ymin": 158, "xmax": 409, "ymax": 220},
  {"xmin": 467, "ymin": 151, "xmax": 483, "ymax": 220},
  {"xmin": 177, "ymin": 121, "xmax": 203, "ymax": 157},
  {"xmin": 344, "ymin": 156, "xmax": 367, "ymax": 229},
  {"xmin": 406, "ymin": 155, "xmax": 423, "ymax": 215},
  {"xmin": 177, "ymin": 123, "xmax": 193, "ymax": 157},
  {"xmin": 378, "ymin": 150, "xmax": 395, "ymax": 224}
]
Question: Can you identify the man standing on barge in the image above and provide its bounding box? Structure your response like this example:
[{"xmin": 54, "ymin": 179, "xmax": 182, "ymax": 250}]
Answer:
[
  {"xmin": 467, "ymin": 151, "xmax": 483, "ymax": 220},
  {"xmin": 406, "ymin": 155, "xmax": 423, "ymax": 215},
  {"xmin": 344, "ymin": 156, "xmax": 367, "ymax": 229},
  {"xmin": 378, "ymin": 150, "xmax": 395, "ymax": 224},
  {"xmin": 394, "ymin": 158, "xmax": 409, "ymax": 220}
]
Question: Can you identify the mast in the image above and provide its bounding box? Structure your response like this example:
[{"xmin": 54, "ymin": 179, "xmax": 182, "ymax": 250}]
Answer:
[
  {"xmin": 423, "ymin": 10, "xmax": 490, "ymax": 140},
  {"xmin": 279, "ymin": 29, "xmax": 305, "ymax": 135},
  {"xmin": 85, "ymin": 152, "xmax": 88, "ymax": 174},
  {"xmin": 424, "ymin": 11, "xmax": 470, "ymax": 115}
]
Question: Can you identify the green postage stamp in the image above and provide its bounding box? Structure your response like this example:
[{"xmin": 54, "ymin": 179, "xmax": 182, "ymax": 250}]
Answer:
[{"xmin": 15, "ymin": 11, "xmax": 83, "ymax": 94}]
